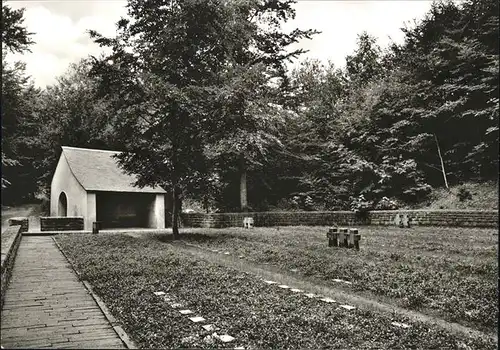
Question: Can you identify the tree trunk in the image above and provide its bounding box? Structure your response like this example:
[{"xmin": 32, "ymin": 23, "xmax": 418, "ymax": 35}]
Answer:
[
  {"xmin": 240, "ymin": 155, "xmax": 248, "ymax": 212},
  {"xmin": 434, "ymin": 133, "xmax": 449, "ymax": 189},
  {"xmin": 203, "ymin": 195, "xmax": 209, "ymax": 214},
  {"xmin": 171, "ymin": 185, "xmax": 180, "ymax": 238}
]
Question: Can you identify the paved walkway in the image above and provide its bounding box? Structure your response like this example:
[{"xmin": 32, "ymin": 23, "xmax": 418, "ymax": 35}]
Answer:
[{"xmin": 1, "ymin": 236, "xmax": 125, "ymax": 349}]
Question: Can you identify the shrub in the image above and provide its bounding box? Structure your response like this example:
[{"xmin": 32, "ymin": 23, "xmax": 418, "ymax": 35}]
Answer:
[
  {"xmin": 350, "ymin": 195, "xmax": 373, "ymax": 222},
  {"xmin": 457, "ymin": 187, "xmax": 473, "ymax": 202},
  {"xmin": 374, "ymin": 196, "xmax": 399, "ymax": 210},
  {"xmin": 40, "ymin": 198, "xmax": 50, "ymax": 215}
]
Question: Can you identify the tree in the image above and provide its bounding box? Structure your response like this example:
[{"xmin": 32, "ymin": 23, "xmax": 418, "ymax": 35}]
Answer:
[
  {"xmin": 29, "ymin": 59, "xmax": 119, "ymax": 197},
  {"xmin": 379, "ymin": 0, "xmax": 498, "ymax": 186},
  {"xmin": 89, "ymin": 0, "xmax": 317, "ymax": 235},
  {"xmin": 1, "ymin": 5, "xmax": 34, "ymax": 54},
  {"xmin": 345, "ymin": 31, "xmax": 384, "ymax": 88},
  {"xmin": 204, "ymin": 0, "xmax": 318, "ymax": 212},
  {"xmin": 1, "ymin": 4, "xmax": 37, "ymax": 203},
  {"xmin": 89, "ymin": 0, "xmax": 243, "ymax": 236}
]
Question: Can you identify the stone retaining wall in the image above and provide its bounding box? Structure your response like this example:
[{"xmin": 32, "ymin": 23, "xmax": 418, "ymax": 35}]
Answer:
[
  {"xmin": 7, "ymin": 217, "xmax": 29, "ymax": 233},
  {"xmin": 370, "ymin": 210, "xmax": 498, "ymax": 228},
  {"xmin": 181, "ymin": 211, "xmax": 358, "ymax": 228},
  {"xmin": 40, "ymin": 217, "xmax": 84, "ymax": 231},
  {"xmin": 1, "ymin": 225, "xmax": 23, "ymax": 309},
  {"xmin": 181, "ymin": 210, "xmax": 498, "ymax": 228}
]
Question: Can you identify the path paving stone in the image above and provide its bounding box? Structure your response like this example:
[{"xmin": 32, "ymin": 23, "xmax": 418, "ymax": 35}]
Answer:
[
  {"xmin": 217, "ymin": 334, "xmax": 235, "ymax": 343},
  {"xmin": 189, "ymin": 316, "xmax": 205, "ymax": 323},
  {"xmin": 320, "ymin": 297, "xmax": 336, "ymax": 303},
  {"xmin": 392, "ymin": 321, "xmax": 411, "ymax": 328},
  {"xmin": 340, "ymin": 305, "xmax": 356, "ymax": 310},
  {"xmin": 0, "ymin": 236, "xmax": 125, "ymax": 349},
  {"xmin": 202, "ymin": 324, "xmax": 216, "ymax": 331}
]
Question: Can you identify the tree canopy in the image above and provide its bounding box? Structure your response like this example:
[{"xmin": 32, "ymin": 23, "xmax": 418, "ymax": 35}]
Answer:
[{"xmin": 2, "ymin": 0, "xmax": 498, "ymax": 215}]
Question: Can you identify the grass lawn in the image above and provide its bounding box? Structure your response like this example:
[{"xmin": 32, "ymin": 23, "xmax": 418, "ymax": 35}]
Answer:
[
  {"xmin": 56, "ymin": 233, "xmax": 496, "ymax": 349},
  {"xmin": 173, "ymin": 225, "xmax": 498, "ymax": 334}
]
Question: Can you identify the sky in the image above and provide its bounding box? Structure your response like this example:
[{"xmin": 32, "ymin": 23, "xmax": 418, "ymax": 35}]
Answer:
[{"xmin": 5, "ymin": 0, "xmax": 435, "ymax": 88}]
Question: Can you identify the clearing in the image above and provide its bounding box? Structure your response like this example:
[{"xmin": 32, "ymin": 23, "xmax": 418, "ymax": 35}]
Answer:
[
  {"xmin": 168, "ymin": 226, "xmax": 498, "ymax": 333},
  {"xmin": 54, "ymin": 226, "xmax": 497, "ymax": 349}
]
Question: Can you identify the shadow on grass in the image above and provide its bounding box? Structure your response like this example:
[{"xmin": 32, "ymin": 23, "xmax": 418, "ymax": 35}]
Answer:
[{"xmin": 153, "ymin": 232, "xmax": 237, "ymax": 243}]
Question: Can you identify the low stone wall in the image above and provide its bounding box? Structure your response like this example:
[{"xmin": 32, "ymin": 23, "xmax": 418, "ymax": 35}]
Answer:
[
  {"xmin": 1, "ymin": 225, "xmax": 23, "ymax": 309},
  {"xmin": 181, "ymin": 211, "xmax": 358, "ymax": 228},
  {"xmin": 40, "ymin": 217, "xmax": 84, "ymax": 231},
  {"xmin": 8, "ymin": 217, "xmax": 29, "ymax": 233},
  {"xmin": 370, "ymin": 210, "xmax": 498, "ymax": 228},
  {"xmin": 181, "ymin": 210, "xmax": 498, "ymax": 228}
]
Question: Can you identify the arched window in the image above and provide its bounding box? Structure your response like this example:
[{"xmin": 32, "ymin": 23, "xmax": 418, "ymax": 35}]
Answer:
[{"xmin": 58, "ymin": 192, "xmax": 67, "ymax": 217}]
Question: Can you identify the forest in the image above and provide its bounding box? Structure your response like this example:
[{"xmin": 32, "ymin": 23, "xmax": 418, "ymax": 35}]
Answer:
[{"xmin": 2, "ymin": 0, "xmax": 498, "ymax": 216}]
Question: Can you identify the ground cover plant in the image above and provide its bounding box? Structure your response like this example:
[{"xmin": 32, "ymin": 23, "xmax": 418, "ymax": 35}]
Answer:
[
  {"xmin": 55, "ymin": 233, "xmax": 495, "ymax": 349},
  {"xmin": 411, "ymin": 181, "xmax": 498, "ymax": 210},
  {"xmin": 174, "ymin": 226, "xmax": 498, "ymax": 334}
]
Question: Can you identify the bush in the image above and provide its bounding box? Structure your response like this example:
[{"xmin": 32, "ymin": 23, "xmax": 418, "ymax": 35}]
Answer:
[
  {"xmin": 349, "ymin": 195, "xmax": 373, "ymax": 212},
  {"xmin": 374, "ymin": 197, "xmax": 399, "ymax": 210},
  {"xmin": 350, "ymin": 195, "xmax": 373, "ymax": 222},
  {"xmin": 457, "ymin": 187, "xmax": 473, "ymax": 202},
  {"xmin": 40, "ymin": 198, "xmax": 50, "ymax": 215}
]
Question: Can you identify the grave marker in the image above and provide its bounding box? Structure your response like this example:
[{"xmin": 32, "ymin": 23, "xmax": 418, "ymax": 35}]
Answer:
[
  {"xmin": 243, "ymin": 217, "xmax": 254, "ymax": 229},
  {"xmin": 340, "ymin": 305, "xmax": 356, "ymax": 310},
  {"xmin": 328, "ymin": 227, "xmax": 361, "ymax": 250},
  {"xmin": 338, "ymin": 228, "xmax": 349, "ymax": 247},
  {"xmin": 320, "ymin": 297, "xmax": 336, "ymax": 303},
  {"xmin": 394, "ymin": 213, "xmax": 411, "ymax": 228},
  {"xmin": 189, "ymin": 316, "xmax": 206, "ymax": 323},
  {"xmin": 391, "ymin": 322, "xmax": 411, "ymax": 328},
  {"xmin": 217, "ymin": 335, "xmax": 235, "ymax": 343},
  {"xmin": 327, "ymin": 227, "xmax": 338, "ymax": 247},
  {"xmin": 202, "ymin": 324, "xmax": 217, "ymax": 332}
]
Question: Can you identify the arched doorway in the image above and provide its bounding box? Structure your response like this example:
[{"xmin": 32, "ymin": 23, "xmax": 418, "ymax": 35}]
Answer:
[{"xmin": 58, "ymin": 192, "xmax": 67, "ymax": 217}]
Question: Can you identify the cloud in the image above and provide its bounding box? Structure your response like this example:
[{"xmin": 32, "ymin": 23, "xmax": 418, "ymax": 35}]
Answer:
[
  {"xmin": 6, "ymin": 1, "xmax": 127, "ymax": 87},
  {"xmin": 6, "ymin": 0, "xmax": 433, "ymax": 88},
  {"xmin": 283, "ymin": 0, "xmax": 433, "ymax": 69}
]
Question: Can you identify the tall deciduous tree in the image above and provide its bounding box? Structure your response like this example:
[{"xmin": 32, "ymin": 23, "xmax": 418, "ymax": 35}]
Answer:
[
  {"xmin": 30, "ymin": 59, "xmax": 119, "ymax": 197},
  {"xmin": 1, "ymin": 5, "xmax": 33, "ymax": 54},
  {"xmin": 89, "ymin": 0, "xmax": 317, "ymax": 235},
  {"xmin": 89, "ymin": 0, "xmax": 241, "ymax": 236},
  {"xmin": 206, "ymin": 0, "xmax": 318, "ymax": 212},
  {"xmin": 1, "ymin": 4, "xmax": 37, "ymax": 202}
]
